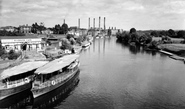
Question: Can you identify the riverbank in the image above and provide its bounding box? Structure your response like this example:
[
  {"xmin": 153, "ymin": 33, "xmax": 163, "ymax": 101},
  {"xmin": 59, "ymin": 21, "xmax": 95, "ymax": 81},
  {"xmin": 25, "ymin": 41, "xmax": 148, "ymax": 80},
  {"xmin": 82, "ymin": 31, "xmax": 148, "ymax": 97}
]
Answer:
[
  {"xmin": 159, "ymin": 44, "xmax": 185, "ymax": 56},
  {"xmin": 158, "ymin": 44, "xmax": 185, "ymax": 62}
]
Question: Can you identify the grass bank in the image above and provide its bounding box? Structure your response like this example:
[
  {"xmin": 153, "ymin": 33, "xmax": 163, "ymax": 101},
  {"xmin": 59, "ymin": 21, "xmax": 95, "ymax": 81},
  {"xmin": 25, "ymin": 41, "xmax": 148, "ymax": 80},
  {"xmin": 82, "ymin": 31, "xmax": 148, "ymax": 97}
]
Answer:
[{"xmin": 159, "ymin": 44, "xmax": 185, "ymax": 57}]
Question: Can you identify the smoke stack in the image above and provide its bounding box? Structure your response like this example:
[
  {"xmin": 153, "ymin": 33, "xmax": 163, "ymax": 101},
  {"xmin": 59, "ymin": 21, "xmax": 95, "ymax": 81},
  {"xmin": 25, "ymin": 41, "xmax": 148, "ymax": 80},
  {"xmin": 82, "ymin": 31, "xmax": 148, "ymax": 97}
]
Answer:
[
  {"xmin": 64, "ymin": 19, "xmax": 65, "ymax": 24},
  {"xmin": 104, "ymin": 17, "xmax": 106, "ymax": 30},
  {"xmin": 93, "ymin": 18, "xmax": 95, "ymax": 29},
  {"xmin": 99, "ymin": 16, "xmax": 101, "ymax": 30},
  {"xmin": 88, "ymin": 18, "xmax": 90, "ymax": 29},
  {"xmin": 78, "ymin": 18, "xmax": 80, "ymax": 28}
]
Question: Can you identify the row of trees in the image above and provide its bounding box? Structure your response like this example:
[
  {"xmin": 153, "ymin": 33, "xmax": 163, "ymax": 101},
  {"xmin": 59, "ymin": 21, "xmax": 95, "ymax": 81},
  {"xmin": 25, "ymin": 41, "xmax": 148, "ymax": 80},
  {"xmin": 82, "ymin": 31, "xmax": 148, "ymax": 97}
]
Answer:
[
  {"xmin": 117, "ymin": 28, "xmax": 185, "ymax": 50},
  {"xmin": 139, "ymin": 29, "xmax": 185, "ymax": 38},
  {"xmin": 0, "ymin": 22, "xmax": 69, "ymax": 36},
  {"xmin": 117, "ymin": 28, "xmax": 152, "ymax": 45},
  {"xmin": 0, "ymin": 30, "xmax": 25, "ymax": 36},
  {"xmin": 31, "ymin": 22, "xmax": 68, "ymax": 34},
  {"xmin": 31, "ymin": 22, "xmax": 46, "ymax": 33},
  {"xmin": 52, "ymin": 23, "xmax": 68, "ymax": 34}
]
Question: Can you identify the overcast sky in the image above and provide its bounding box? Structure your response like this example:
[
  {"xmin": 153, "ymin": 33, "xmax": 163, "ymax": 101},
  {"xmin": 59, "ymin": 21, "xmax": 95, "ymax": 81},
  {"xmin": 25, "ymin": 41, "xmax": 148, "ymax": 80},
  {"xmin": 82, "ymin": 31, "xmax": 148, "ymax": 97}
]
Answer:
[{"xmin": 0, "ymin": 0, "xmax": 185, "ymax": 30}]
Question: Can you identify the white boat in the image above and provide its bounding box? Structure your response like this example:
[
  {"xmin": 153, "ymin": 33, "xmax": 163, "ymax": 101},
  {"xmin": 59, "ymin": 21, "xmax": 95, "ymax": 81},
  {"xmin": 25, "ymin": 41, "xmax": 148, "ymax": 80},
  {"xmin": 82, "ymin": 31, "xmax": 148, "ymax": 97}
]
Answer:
[
  {"xmin": 0, "ymin": 61, "xmax": 48, "ymax": 100},
  {"xmin": 31, "ymin": 54, "xmax": 80, "ymax": 99},
  {"xmin": 81, "ymin": 41, "xmax": 91, "ymax": 48}
]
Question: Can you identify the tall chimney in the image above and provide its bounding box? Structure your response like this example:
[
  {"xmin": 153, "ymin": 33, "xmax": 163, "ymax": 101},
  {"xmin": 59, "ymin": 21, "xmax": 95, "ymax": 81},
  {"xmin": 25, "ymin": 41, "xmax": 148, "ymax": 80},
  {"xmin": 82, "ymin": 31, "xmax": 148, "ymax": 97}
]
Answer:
[
  {"xmin": 99, "ymin": 16, "xmax": 101, "ymax": 30},
  {"xmin": 78, "ymin": 18, "xmax": 80, "ymax": 28},
  {"xmin": 93, "ymin": 18, "xmax": 95, "ymax": 29},
  {"xmin": 104, "ymin": 17, "xmax": 106, "ymax": 30},
  {"xmin": 64, "ymin": 19, "xmax": 65, "ymax": 24},
  {"xmin": 88, "ymin": 18, "xmax": 90, "ymax": 29}
]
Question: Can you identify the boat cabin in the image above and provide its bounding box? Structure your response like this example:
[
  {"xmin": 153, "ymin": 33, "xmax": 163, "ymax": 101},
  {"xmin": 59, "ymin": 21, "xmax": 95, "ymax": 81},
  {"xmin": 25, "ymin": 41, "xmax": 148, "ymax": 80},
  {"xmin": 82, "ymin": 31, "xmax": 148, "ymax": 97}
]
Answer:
[
  {"xmin": 0, "ymin": 61, "xmax": 48, "ymax": 89},
  {"xmin": 0, "ymin": 69, "xmax": 35, "ymax": 89}
]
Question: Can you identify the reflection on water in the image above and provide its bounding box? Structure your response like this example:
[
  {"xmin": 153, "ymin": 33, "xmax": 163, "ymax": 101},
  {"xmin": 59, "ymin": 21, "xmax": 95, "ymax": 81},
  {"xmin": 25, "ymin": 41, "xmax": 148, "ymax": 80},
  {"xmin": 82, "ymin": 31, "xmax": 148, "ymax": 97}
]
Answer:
[
  {"xmin": 60, "ymin": 37, "xmax": 185, "ymax": 109},
  {"xmin": 0, "ymin": 90, "xmax": 33, "ymax": 109}
]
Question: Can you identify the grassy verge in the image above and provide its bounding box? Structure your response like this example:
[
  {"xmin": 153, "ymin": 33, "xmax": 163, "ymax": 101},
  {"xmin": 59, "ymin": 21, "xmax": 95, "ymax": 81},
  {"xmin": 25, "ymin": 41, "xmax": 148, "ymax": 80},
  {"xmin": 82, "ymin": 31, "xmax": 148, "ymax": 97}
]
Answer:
[{"xmin": 159, "ymin": 44, "xmax": 185, "ymax": 57}]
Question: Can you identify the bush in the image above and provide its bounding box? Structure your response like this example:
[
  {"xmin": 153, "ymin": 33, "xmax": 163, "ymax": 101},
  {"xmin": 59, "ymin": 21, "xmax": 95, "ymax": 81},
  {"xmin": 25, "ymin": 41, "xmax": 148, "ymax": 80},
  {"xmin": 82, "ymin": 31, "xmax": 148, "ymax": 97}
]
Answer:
[
  {"xmin": 130, "ymin": 28, "xmax": 136, "ymax": 34},
  {"xmin": 8, "ymin": 50, "xmax": 21, "ymax": 60}
]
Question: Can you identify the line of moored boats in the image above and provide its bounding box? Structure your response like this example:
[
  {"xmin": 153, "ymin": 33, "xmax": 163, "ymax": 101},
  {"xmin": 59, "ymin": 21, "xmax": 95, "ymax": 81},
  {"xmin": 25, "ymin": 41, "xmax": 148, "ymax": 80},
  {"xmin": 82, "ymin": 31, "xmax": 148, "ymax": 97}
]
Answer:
[
  {"xmin": 0, "ymin": 36, "xmax": 95, "ymax": 102},
  {"xmin": 0, "ymin": 53, "xmax": 80, "ymax": 100}
]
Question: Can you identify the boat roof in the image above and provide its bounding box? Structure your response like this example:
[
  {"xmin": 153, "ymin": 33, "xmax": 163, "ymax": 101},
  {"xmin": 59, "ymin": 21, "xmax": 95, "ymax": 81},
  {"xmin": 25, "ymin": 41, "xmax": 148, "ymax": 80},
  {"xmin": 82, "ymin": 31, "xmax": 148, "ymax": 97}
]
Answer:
[
  {"xmin": 35, "ymin": 54, "xmax": 79, "ymax": 74},
  {"xmin": 0, "ymin": 61, "xmax": 48, "ymax": 80}
]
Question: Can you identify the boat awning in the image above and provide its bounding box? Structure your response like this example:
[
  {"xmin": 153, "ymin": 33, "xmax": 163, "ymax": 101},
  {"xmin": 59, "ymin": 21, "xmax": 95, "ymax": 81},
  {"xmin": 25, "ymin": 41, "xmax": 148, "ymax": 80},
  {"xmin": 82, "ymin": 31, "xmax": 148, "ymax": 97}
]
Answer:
[
  {"xmin": 0, "ymin": 61, "xmax": 48, "ymax": 80},
  {"xmin": 35, "ymin": 54, "xmax": 79, "ymax": 74}
]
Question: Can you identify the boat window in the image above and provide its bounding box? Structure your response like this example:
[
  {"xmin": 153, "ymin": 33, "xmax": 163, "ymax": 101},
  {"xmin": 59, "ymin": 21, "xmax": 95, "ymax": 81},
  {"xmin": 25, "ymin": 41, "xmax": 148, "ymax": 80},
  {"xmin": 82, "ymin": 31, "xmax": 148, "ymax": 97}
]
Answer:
[
  {"xmin": 7, "ymin": 69, "xmax": 35, "ymax": 81},
  {"xmin": 35, "ymin": 74, "xmax": 41, "ymax": 81}
]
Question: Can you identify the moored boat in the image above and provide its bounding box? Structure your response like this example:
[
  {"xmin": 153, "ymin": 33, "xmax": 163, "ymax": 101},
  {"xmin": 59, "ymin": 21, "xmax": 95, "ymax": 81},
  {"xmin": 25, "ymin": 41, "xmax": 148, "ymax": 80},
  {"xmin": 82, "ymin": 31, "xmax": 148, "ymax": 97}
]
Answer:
[
  {"xmin": 0, "ymin": 61, "xmax": 48, "ymax": 100},
  {"xmin": 81, "ymin": 41, "xmax": 90, "ymax": 49},
  {"xmin": 31, "ymin": 54, "xmax": 80, "ymax": 99},
  {"xmin": 33, "ymin": 70, "xmax": 80, "ymax": 108}
]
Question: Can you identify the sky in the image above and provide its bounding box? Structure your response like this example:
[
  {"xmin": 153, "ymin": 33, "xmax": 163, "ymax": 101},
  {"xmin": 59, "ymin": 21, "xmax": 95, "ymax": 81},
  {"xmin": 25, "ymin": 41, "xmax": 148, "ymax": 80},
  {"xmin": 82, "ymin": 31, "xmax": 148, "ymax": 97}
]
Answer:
[{"xmin": 0, "ymin": 0, "xmax": 185, "ymax": 30}]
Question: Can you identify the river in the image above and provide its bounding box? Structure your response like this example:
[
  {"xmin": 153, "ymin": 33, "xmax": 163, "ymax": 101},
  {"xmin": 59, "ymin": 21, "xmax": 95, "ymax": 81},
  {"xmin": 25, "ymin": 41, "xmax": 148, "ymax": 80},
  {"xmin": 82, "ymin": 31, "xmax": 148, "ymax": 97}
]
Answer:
[{"xmin": 1, "ymin": 37, "xmax": 185, "ymax": 109}]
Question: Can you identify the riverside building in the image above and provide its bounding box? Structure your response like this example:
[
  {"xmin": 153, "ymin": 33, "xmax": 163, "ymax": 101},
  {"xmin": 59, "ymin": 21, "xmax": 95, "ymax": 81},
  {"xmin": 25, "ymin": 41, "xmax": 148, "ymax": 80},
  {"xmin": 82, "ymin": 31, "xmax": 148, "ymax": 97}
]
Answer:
[{"xmin": 0, "ymin": 35, "xmax": 45, "ymax": 51}]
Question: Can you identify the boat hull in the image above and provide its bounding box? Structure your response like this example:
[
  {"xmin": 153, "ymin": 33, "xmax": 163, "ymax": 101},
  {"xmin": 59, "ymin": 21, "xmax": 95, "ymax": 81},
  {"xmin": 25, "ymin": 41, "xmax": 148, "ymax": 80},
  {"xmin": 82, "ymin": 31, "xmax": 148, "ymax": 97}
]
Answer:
[
  {"xmin": 0, "ymin": 81, "xmax": 32, "ymax": 100},
  {"xmin": 32, "ymin": 68, "xmax": 80, "ymax": 99}
]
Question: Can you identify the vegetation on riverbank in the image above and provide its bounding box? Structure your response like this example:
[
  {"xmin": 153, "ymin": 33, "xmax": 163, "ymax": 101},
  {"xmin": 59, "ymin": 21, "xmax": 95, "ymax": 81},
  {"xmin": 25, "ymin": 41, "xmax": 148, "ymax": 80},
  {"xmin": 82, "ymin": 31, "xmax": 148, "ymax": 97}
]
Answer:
[{"xmin": 116, "ymin": 28, "xmax": 185, "ymax": 57}]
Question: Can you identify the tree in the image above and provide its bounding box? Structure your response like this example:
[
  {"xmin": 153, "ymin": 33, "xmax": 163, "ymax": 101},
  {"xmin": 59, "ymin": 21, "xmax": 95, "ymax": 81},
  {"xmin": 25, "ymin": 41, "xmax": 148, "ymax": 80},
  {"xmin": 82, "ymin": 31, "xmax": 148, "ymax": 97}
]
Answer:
[
  {"xmin": 177, "ymin": 31, "xmax": 185, "ymax": 42},
  {"xmin": 61, "ymin": 23, "xmax": 68, "ymax": 34},
  {"xmin": 107, "ymin": 28, "xmax": 111, "ymax": 36},
  {"xmin": 31, "ymin": 22, "xmax": 39, "ymax": 33},
  {"xmin": 31, "ymin": 22, "xmax": 46, "ymax": 34},
  {"xmin": 54, "ymin": 24, "xmax": 60, "ymax": 34},
  {"xmin": 60, "ymin": 38, "xmax": 72, "ymax": 50},
  {"xmin": 130, "ymin": 28, "xmax": 136, "ymax": 34},
  {"xmin": 8, "ymin": 50, "xmax": 20, "ymax": 60},
  {"xmin": 159, "ymin": 30, "xmax": 167, "ymax": 37},
  {"xmin": 38, "ymin": 22, "xmax": 46, "ymax": 33},
  {"xmin": 130, "ymin": 33, "xmax": 139, "ymax": 43},
  {"xmin": 150, "ymin": 31, "xmax": 159, "ymax": 37},
  {"xmin": 0, "ymin": 30, "xmax": 25, "ymax": 36},
  {"xmin": 0, "ymin": 40, "xmax": 5, "ymax": 57},
  {"xmin": 167, "ymin": 29, "xmax": 176, "ymax": 38}
]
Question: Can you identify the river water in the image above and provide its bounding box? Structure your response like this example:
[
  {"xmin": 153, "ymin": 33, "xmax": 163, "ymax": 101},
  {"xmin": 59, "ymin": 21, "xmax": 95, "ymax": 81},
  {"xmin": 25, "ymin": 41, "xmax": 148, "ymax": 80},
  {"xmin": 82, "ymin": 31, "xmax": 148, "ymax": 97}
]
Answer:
[{"xmin": 1, "ymin": 37, "xmax": 185, "ymax": 109}]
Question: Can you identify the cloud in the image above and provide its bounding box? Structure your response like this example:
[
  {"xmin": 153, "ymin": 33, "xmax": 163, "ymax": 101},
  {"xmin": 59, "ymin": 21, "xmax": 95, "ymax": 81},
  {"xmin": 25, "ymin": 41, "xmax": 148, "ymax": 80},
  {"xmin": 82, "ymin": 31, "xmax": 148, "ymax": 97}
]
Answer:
[
  {"xmin": 122, "ymin": 1, "xmax": 145, "ymax": 11},
  {"xmin": 164, "ymin": 0, "xmax": 185, "ymax": 14},
  {"xmin": 0, "ymin": 0, "xmax": 185, "ymax": 30}
]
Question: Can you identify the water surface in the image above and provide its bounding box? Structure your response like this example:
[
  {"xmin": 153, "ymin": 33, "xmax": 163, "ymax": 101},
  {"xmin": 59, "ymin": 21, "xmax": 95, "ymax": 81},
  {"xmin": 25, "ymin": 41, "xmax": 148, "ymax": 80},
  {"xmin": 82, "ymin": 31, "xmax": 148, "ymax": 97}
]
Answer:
[{"xmin": 59, "ymin": 37, "xmax": 185, "ymax": 109}]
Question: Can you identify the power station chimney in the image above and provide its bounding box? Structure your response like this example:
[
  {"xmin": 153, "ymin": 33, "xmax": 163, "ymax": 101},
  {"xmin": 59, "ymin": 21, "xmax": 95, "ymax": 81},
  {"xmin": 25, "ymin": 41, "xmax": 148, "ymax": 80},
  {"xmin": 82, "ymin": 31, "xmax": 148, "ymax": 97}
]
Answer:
[
  {"xmin": 99, "ymin": 16, "xmax": 101, "ymax": 30},
  {"xmin": 64, "ymin": 19, "xmax": 65, "ymax": 24},
  {"xmin": 93, "ymin": 18, "xmax": 95, "ymax": 29},
  {"xmin": 78, "ymin": 18, "xmax": 80, "ymax": 29},
  {"xmin": 104, "ymin": 17, "xmax": 106, "ymax": 30},
  {"xmin": 88, "ymin": 18, "xmax": 90, "ymax": 29}
]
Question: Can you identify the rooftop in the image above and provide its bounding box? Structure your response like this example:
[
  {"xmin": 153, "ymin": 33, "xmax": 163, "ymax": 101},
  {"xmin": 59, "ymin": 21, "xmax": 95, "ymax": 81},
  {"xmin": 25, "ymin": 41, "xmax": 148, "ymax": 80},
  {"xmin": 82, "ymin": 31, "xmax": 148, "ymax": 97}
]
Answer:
[{"xmin": 0, "ymin": 35, "xmax": 43, "ymax": 39}]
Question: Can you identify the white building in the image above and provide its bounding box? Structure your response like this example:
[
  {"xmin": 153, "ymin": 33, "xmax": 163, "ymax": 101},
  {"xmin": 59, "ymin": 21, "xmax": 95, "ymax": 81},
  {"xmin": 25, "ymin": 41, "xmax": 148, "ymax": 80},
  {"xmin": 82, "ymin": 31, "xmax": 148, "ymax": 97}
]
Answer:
[{"xmin": 0, "ymin": 36, "xmax": 45, "ymax": 51}]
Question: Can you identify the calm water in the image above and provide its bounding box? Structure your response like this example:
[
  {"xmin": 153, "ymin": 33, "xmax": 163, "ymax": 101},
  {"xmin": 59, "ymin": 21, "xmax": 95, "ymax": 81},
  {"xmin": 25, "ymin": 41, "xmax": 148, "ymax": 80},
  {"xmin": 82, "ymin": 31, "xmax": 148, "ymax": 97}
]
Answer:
[{"xmin": 1, "ymin": 37, "xmax": 185, "ymax": 109}]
